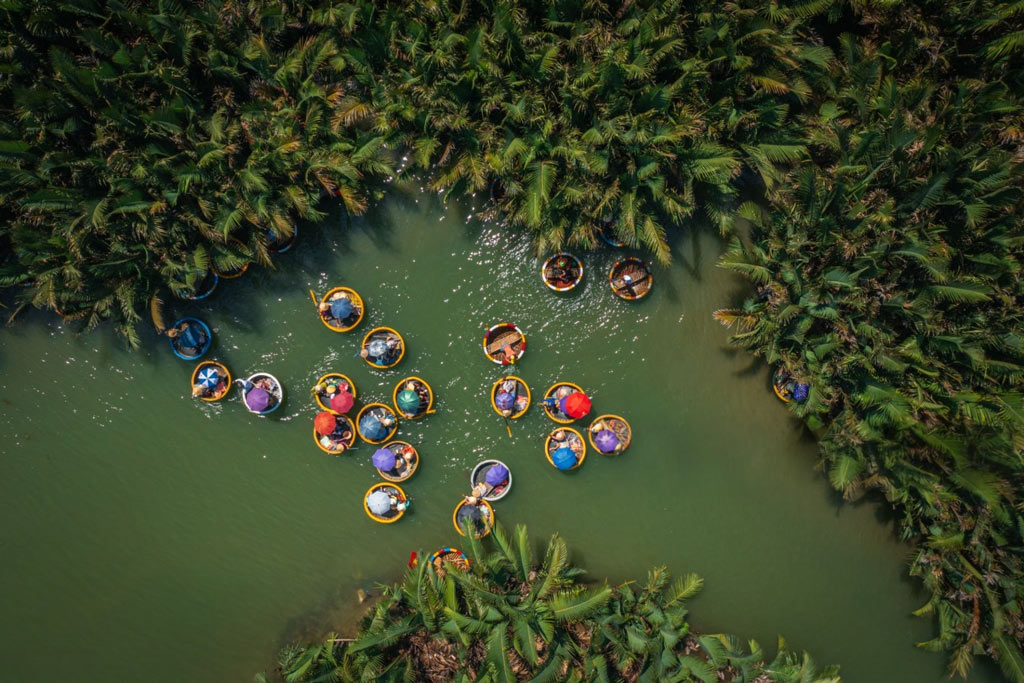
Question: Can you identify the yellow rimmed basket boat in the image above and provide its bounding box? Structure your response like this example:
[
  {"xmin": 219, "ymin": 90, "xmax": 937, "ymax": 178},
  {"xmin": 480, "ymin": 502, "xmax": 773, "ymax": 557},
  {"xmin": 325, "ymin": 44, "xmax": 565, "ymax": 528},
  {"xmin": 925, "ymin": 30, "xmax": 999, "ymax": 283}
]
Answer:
[
  {"xmin": 541, "ymin": 252, "xmax": 583, "ymax": 292},
  {"xmin": 316, "ymin": 286, "xmax": 365, "ymax": 333},
  {"xmin": 773, "ymin": 367, "xmax": 809, "ymax": 404},
  {"xmin": 491, "ymin": 376, "xmax": 531, "ymax": 419},
  {"xmin": 609, "ymin": 257, "xmax": 653, "ymax": 301},
  {"xmin": 587, "ymin": 414, "xmax": 632, "ymax": 456},
  {"xmin": 452, "ymin": 499, "xmax": 495, "ymax": 538},
  {"xmin": 312, "ymin": 373, "xmax": 357, "ymax": 412},
  {"xmin": 364, "ymin": 483, "xmax": 408, "ymax": 524},
  {"xmin": 429, "ymin": 547, "xmax": 470, "ymax": 577},
  {"xmin": 482, "ymin": 322, "xmax": 525, "ymax": 365},
  {"xmin": 356, "ymin": 402, "xmax": 399, "ymax": 444},
  {"xmin": 773, "ymin": 366, "xmax": 793, "ymax": 403},
  {"xmin": 313, "ymin": 414, "xmax": 356, "ymax": 455},
  {"xmin": 191, "ymin": 361, "xmax": 231, "ymax": 402},
  {"xmin": 393, "ymin": 376, "xmax": 434, "ymax": 419},
  {"xmin": 361, "ymin": 327, "xmax": 405, "ymax": 369},
  {"xmin": 374, "ymin": 440, "xmax": 419, "ymax": 482},
  {"xmin": 545, "ymin": 427, "xmax": 587, "ymax": 471},
  {"xmin": 542, "ymin": 382, "xmax": 585, "ymax": 424}
]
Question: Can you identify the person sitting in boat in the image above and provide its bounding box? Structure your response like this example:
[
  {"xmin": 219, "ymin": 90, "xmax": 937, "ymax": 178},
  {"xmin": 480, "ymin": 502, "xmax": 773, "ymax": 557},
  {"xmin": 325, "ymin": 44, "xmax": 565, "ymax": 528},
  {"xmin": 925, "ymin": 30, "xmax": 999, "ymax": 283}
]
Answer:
[
  {"xmin": 167, "ymin": 320, "xmax": 206, "ymax": 356},
  {"xmin": 409, "ymin": 381, "xmax": 429, "ymax": 406},
  {"xmin": 615, "ymin": 270, "xmax": 649, "ymax": 296},
  {"xmin": 384, "ymin": 335, "xmax": 401, "ymax": 361},
  {"xmin": 379, "ymin": 411, "xmax": 396, "ymax": 430},
  {"xmin": 501, "ymin": 344, "xmax": 517, "ymax": 363},
  {"xmin": 389, "ymin": 492, "xmax": 409, "ymax": 513},
  {"xmin": 541, "ymin": 385, "xmax": 573, "ymax": 410},
  {"xmin": 392, "ymin": 445, "xmax": 415, "ymax": 476},
  {"xmin": 191, "ymin": 383, "xmax": 206, "ymax": 398}
]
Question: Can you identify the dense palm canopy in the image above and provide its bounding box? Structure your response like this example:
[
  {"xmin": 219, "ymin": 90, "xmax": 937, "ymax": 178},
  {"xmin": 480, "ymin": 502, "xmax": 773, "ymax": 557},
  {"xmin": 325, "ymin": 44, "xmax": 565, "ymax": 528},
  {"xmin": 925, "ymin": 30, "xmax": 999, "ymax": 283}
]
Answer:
[
  {"xmin": 1, "ymin": 0, "xmax": 1023, "ymax": 679},
  {"xmin": 257, "ymin": 524, "xmax": 840, "ymax": 682},
  {"xmin": 0, "ymin": 0, "xmax": 389, "ymax": 343}
]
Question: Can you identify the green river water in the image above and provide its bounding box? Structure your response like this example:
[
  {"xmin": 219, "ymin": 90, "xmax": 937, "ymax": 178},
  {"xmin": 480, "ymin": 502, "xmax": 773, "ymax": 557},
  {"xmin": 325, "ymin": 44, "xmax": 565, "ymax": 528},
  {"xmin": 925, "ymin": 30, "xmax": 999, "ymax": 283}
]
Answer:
[{"xmin": 0, "ymin": 187, "xmax": 1003, "ymax": 682}]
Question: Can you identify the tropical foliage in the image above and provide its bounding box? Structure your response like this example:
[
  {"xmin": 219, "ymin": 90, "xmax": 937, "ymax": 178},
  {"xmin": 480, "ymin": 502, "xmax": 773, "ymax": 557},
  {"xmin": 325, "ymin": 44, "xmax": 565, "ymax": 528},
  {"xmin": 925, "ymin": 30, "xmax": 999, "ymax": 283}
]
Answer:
[
  {"xmin": 0, "ymin": 0, "xmax": 389, "ymax": 344},
  {"xmin": 256, "ymin": 524, "xmax": 839, "ymax": 682},
  {"xmin": 714, "ymin": 15, "xmax": 1024, "ymax": 683}
]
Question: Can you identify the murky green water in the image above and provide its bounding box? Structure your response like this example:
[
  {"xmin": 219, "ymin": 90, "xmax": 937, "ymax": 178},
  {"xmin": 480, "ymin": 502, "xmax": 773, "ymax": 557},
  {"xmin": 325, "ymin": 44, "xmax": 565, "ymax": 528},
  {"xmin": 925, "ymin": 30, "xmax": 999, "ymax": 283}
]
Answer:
[{"xmin": 0, "ymin": 187, "xmax": 1002, "ymax": 682}]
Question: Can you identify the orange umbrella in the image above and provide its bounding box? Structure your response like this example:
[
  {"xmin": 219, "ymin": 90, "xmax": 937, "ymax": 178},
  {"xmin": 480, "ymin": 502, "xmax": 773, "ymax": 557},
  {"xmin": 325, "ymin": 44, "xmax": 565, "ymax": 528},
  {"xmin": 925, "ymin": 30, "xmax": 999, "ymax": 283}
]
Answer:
[{"xmin": 314, "ymin": 411, "xmax": 337, "ymax": 435}]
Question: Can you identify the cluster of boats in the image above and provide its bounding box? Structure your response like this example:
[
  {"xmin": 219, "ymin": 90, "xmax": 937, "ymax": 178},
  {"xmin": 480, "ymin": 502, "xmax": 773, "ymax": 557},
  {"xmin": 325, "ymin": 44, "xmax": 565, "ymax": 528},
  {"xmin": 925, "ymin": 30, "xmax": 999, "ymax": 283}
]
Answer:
[{"xmin": 169, "ymin": 239, "xmax": 651, "ymax": 555}]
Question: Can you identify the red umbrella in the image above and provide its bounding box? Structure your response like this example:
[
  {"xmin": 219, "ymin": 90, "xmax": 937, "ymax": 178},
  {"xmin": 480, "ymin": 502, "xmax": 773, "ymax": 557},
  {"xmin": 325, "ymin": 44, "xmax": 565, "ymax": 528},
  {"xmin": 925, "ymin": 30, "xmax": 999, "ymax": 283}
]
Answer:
[
  {"xmin": 330, "ymin": 390, "xmax": 354, "ymax": 413},
  {"xmin": 314, "ymin": 411, "xmax": 337, "ymax": 436},
  {"xmin": 563, "ymin": 392, "xmax": 592, "ymax": 419}
]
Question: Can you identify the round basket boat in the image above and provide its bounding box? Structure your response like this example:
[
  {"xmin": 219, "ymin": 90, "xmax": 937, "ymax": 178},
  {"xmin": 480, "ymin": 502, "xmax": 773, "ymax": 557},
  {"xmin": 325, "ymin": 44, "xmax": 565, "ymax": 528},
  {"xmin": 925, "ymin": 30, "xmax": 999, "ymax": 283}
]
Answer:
[
  {"xmin": 313, "ymin": 373, "xmax": 357, "ymax": 412},
  {"xmin": 356, "ymin": 402, "xmax": 399, "ymax": 444},
  {"xmin": 773, "ymin": 367, "xmax": 808, "ymax": 404},
  {"xmin": 267, "ymin": 224, "xmax": 298, "ymax": 254},
  {"xmin": 235, "ymin": 373, "xmax": 284, "ymax": 415},
  {"xmin": 452, "ymin": 499, "xmax": 495, "ymax": 538},
  {"xmin": 169, "ymin": 318, "xmax": 212, "ymax": 361},
  {"xmin": 428, "ymin": 547, "xmax": 470, "ymax": 576},
  {"xmin": 545, "ymin": 427, "xmax": 587, "ymax": 471},
  {"xmin": 211, "ymin": 240, "xmax": 250, "ymax": 279},
  {"xmin": 491, "ymin": 376, "xmax": 531, "ymax": 419},
  {"xmin": 482, "ymin": 322, "xmax": 526, "ymax": 365},
  {"xmin": 360, "ymin": 327, "xmax": 405, "ymax": 369},
  {"xmin": 608, "ymin": 257, "xmax": 653, "ymax": 301},
  {"xmin": 393, "ymin": 376, "xmax": 434, "ymax": 419},
  {"xmin": 542, "ymin": 382, "xmax": 585, "ymax": 424},
  {"xmin": 773, "ymin": 367, "xmax": 793, "ymax": 403},
  {"xmin": 469, "ymin": 460, "xmax": 512, "ymax": 502},
  {"xmin": 190, "ymin": 361, "xmax": 231, "ymax": 401},
  {"xmin": 314, "ymin": 414, "xmax": 356, "ymax": 455},
  {"xmin": 175, "ymin": 270, "xmax": 219, "ymax": 301},
  {"xmin": 374, "ymin": 440, "xmax": 419, "ymax": 482},
  {"xmin": 364, "ymin": 482, "xmax": 408, "ymax": 524},
  {"xmin": 541, "ymin": 253, "xmax": 583, "ymax": 292},
  {"xmin": 317, "ymin": 287, "xmax": 365, "ymax": 333},
  {"xmin": 587, "ymin": 414, "xmax": 632, "ymax": 456},
  {"xmin": 599, "ymin": 226, "xmax": 626, "ymax": 248}
]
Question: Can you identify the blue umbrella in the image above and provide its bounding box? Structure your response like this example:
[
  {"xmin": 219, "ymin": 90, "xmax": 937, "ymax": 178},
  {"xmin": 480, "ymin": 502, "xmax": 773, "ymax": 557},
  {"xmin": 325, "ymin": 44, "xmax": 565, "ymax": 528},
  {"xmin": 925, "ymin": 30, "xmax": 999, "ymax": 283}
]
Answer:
[
  {"xmin": 330, "ymin": 298, "xmax": 354, "ymax": 320},
  {"xmin": 485, "ymin": 463, "xmax": 509, "ymax": 485},
  {"xmin": 372, "ymin": 448, "xmax": 396, "ymax": 471},
  {"xmin": 197, "ymin": 366, "xmax": 220, "ymax": 389},
  {"xmin": 360, "ymin": 414, "xmax": 386, "ymax": 440},
  {"xmin": 495, "ymin": 391, "xmax": 515, "ymax": 411},
  {"xmin": 595, "ymin": 429, "xmax": 619, "ymax": 453},
  {"xmin": 368, "ymin": 339, "xmax": 388, "ymax": 358},
  {"xmin": 180, "ymin": 323, "xmax": 204, "ymax": 349},
  {"xmin": 551, "ymin": 447, "xmax": 577, "ymax": 470}
]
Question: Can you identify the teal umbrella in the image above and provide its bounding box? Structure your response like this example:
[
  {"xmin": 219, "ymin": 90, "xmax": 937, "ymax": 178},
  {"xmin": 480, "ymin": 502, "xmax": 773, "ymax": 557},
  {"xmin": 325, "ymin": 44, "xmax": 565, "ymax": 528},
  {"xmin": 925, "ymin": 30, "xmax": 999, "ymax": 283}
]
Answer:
[{"xmin": 397, "ymin": 389, "xmax": 420, "ymax": 413}]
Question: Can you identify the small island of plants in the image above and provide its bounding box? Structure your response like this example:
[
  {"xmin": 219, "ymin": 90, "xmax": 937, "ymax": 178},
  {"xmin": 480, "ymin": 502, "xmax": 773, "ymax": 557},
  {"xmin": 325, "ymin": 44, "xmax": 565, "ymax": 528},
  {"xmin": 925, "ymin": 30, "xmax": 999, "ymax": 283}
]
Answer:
[{"xmin": 256, "ymin": 524, "xmax": 839, "ymax": 683}]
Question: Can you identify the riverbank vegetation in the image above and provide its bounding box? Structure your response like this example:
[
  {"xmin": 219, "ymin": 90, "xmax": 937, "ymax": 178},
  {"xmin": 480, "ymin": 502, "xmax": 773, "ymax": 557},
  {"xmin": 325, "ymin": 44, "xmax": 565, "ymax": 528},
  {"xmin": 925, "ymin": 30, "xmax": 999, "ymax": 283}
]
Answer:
[
  {"xmin": 256, "ymin": 524, "xmax": 838, "ymax": 682},
  {"xmin": 1, "ymin": 1, "xmax": 1021, "ymax": 679}
]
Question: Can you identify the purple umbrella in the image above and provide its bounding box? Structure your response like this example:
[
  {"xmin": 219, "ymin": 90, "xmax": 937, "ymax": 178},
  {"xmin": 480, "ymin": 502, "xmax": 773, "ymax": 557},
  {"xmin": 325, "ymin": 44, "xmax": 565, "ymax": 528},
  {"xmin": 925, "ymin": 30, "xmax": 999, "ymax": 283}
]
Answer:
[
  {"xmin": 485, "ymin": 463, "xmax": 509, "ymax": 485},
  {"xmin": 495, "ymin": 391, "xmax": 515, "ymax": 411},
  {"xmin": 595, "ymin": 429, "xmax": 619, "ymax": 453},
  {"xmin": 372, "ymin": 448, "xmax": 396, "ymax": 472},
  {"xmin": 245, "ymin": 387, "xmax": 271, "ymax": 412}
]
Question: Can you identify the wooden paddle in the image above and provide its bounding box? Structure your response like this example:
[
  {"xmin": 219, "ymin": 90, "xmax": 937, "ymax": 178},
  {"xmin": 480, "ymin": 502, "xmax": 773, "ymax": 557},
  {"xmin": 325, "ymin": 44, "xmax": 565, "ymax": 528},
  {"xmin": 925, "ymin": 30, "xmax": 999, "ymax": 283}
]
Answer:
[{"xmin": 308, "ymin": 289, "xmax": 318, "ymax": 306}]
